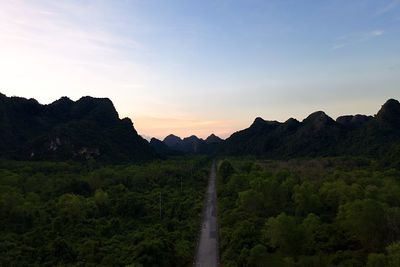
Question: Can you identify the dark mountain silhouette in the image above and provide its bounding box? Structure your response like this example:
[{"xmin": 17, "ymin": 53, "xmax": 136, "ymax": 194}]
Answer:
[
  {"xmin": 336, "ymin": 114, "xmax": 373, "ymax": 128},
  {"xmin": 149, "ymin": 137, "xmax": 183, "ymax": 156},
  {"xmin": 376, "ymin": 99, "xmax": 400, "ymax": 125},
  {"xmin": 338, "ymin": 99, "xmax": 400, "ymax": 157},
  {"xmin": 161, "ymin": 133, "xmax": 223, "ymax": 154},
  {"xmin": 163, "ymin": 134, "xmax": 182, "ymax": 148},
  {"xmin": 163, "ymin": 134, "xmax": 206, "ymax": 154},
  {"xmin": 205, "ymin": 134, "xmax": 223, "ymax": 143},
  {"xmin": 203, "ymin": 134, "xmax": 223, "ymax": 156},
  {"xmin": 2, "ymin": 93, "xmax": 399, "ymax": 161},
  {"xmin": 220, "ymin": 99, "xmax": 400, "ymax": 159},
  {"xmin": 0, "ymin": 93, "xmax": 155, "ymax": 162},
  {"xmin": 181, "ymin": 135, "xmax": 204, "ymax": 153},
  {"xmin": 159, "ymin": 133, "xmax": 223, "ymax": 155}
]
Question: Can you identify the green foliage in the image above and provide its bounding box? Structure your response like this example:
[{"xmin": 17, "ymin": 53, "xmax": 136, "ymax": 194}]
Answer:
[
  {"xmin": 367, "ymin": 253, "xmax": 387, "ymax": 267},
  {"xmin": 218, "ymin": 160, "xmax": 235, "ymax": 183},
  {"xmin": 264, "ymin": 213, "xmax": 304, "ymax": 255},
  {"xmin": 387, "ymin": 242, "xmax": 400, "ymax": 267},
  {"xmin": 337, "ymin": 199, "xmax": 386, "ymax": 251},
  {"xmin": 0, "ymin": 157, "xmax": 209, "ymax": 266},
  {"xmin": 367, "ymin": 242, "xmax": 400, "ymax": 267},
  {"xmin": 218, "ymin": 157, "xmax": 400, "ymax": 266}
]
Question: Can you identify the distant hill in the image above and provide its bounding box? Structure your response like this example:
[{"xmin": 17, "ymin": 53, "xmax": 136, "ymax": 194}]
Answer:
[
  {"xmin": 161, "ymin": 133, "xmax": 223, "ymax": 154},
  {"xmin": 163, "ymin": 134, "xmax": 205, "ymax": 153},
  {"xmin": 220, "ymin": 99, "xmax": 400, "ymax": 160},
  {"xmin": 205, "ymin": 133, "xmax": 223, "ymax": 144},
  {"xmin": 181, "ymin": 135, "xmax": 205, "ymax": 153},
  {"xmin": 0, "ymin": 93, "xmax": 156, "ymax": 162},
  {"xmin": 149, "ymin": 137, "xmax": 183, "ymax": 157},
  {"xmin": 163, "ymin": 134, "xmax": 183, "ymax": 148}
]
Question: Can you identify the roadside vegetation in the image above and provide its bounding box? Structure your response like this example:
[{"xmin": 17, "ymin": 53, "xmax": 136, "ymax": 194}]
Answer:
[
  {"xmin": 217, "ymin": 157, "xmax": 400, "ymax": 267},
  {"xmin": 0, "ymin": 157, "xmax": 209, "ymax": 266}
]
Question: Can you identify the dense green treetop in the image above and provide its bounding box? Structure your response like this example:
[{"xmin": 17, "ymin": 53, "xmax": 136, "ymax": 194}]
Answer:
[
  {"xmin": 217, "ymin": 157, "xmax": 400, "ymax": 267},
  {"xmin": 0, "ymin": 157, "xmax": 209, "ymax": 266}
]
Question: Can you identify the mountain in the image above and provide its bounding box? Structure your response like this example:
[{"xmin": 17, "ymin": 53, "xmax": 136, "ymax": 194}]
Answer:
[
  {"xmin": 376, "ymin": 98, "xmax": 400, "ymax": 125},
  {"xmin": 220, "ymin": 99, "xmax": 400, "ymax": 159},
  {"xmin": 163, "ymin": 134, "xmax": 182, "ymax": 148},
  {"xmin": 0, "ymin": 93, "xmax": 156, "ymax": 162},
  {"xmin": 338, "ymin": 99, "xmax": 400, "ymax": 157},
  {"xmin": 163, "ymin": 134, "xmax": 206, "ymax": 154},
  {"xmin": 149, "ymin": 137, "xmax": 183, "ymax": 157},
  {"xmin": 205, "ymin": 134, "xmax": 223, "ymax": 144},
  {"xmin": 181, "ymin": 135, "xmax": 205, "ymax": 153},
  {"xmin": 162, "ymin": 134, "xmax": 224, "ymax": 154},
  {"xmin": 336, "ymin": 114, "xmax": 372, "ymax": 128}
]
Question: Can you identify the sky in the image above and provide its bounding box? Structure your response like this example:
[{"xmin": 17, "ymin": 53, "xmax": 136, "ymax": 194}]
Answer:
[{"xmin": 0, "ymin": 0, "xmax": 399, "ymax": 139}]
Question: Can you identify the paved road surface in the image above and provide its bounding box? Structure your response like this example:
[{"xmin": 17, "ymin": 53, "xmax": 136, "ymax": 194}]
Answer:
[{"xmin": 194, "ymin": 162, "xmax": 219, "ymax": 267}]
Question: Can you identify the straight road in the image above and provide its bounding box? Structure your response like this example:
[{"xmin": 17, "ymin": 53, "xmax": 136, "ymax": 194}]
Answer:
[{"xmin": 194, "ymin": 162, "xmax": 219, "ymax": 267}]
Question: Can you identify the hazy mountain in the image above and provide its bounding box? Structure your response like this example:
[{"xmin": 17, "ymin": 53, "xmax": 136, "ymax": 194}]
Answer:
[
  {"xmin": 205, "ymin": 134, "xmax": 223, "ymax": 143},
  {"xmin": 220, "ymin": 99, "xmax": 400, "ymax": 159},
  {"xmin": 150, "ymin": 137, "xmax": 183, "ymax": 156},
  {"xmin": 0, "ymin": 93, "xmax": 156, "ymax": 162},
  {"xmin": 163, "ymin": 133, "xmax": 225, "ymax": 154},
  {"xmin": 163, "ymin": 134, "xmax": 182, "ymax": 148},
  {"xmin": 163, "ymin": 134, "xmax": 206, "ymax": 154},
  {"xmin": 181, "ymin": 135, "xmax": 204, "ymax": 153}
]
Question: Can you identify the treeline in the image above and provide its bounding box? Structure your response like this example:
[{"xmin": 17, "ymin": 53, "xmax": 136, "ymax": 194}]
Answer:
[
  {"xmin": 217, "ymin": 158, "xmax": 400, "ymax": 267},
  {"xmin": 0, "ymin": 157, "xmax": 209, "ymax": 266}
]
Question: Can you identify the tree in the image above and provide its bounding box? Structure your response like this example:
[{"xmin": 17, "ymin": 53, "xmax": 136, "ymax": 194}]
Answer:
[
  {"xmin": 301, "ymin": 213, "xmax": 321, "ymax": 254},
  {"xmin": 263, "ymin": 213, "xmax": 304, "ymax": 256},
  {"xmin": 387, "ymin": 242, "xmax": 400, "ymax": 267},
  {"xmin": 219, "ymin": 160, "xmax": 235, "ymax": 183},
  {"xmin": 337, "ymin": 199, "xmax": 386, "ymax": 251},
  {"xmin": 57, "ymin": 193, "xmax": 87, "ymax": 221},
  {"xmin": 367, "ymin": 253, "xmax": 387, "ymax": 267},
  {"xmin": 247, "ymin": 244, "xmax": 268, "ymax": 267},
  {"xmin": 293, "ymin": 182, "xmax": 321, "ymax": 216}
]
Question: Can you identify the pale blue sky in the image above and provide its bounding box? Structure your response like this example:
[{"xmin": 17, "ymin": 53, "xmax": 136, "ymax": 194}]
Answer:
[{"xmin": 0, "ymin": 0, "xmax": 399, "ymax": 138}]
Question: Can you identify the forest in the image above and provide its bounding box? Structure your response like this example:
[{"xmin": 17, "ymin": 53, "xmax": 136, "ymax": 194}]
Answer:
[
  {"xmin": 0, "ymin": 157, "xmax": 209, "ymax": 266},
  {"xmin": 217, "ymin": 157, "xmax": 400, "ymax": 267}
]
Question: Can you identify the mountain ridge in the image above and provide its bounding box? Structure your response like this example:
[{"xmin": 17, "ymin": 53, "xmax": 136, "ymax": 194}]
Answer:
[
  {"xmin": 0, "ymin": 93, "xmax": 156, "ymax": 162},
  {"xmin": 161, "ymin": 133, "xmax": 223, "ymax": 154},
  {"xmin": 220, "ymin": 99, "xmax": 400, "ymax": 159},
  {"xmin": 2, "ymin": 93, "xmax": 399, "ymax": 162}
]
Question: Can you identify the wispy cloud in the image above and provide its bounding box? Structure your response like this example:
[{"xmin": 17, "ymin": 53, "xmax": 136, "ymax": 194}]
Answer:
[
  {"xmin": 332, "ymin": 30, "xmax": 384, "ymax": 50},
  {"xmin": 369, "ymin": 30, "xmax": 384, "ymax": 37},
  {"xmin": 332, "ymin": 44, "xmax": 346, "ymax": 50},
  {"xmin": 0, "ymin": 0, "xmax": 154, "ymax": 114},
  {"xmin": 0, "ymin": 1, "xmax": 144, "ymax": 61}
]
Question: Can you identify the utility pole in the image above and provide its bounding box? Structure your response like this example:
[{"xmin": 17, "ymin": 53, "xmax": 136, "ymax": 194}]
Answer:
[
  {"xmin": 180, "ymin": 176, "xmax": 183, "ymax": 192},
  {"xmin": 159, "ymin": 191, "xmax": 162, "ymax": 219}
]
